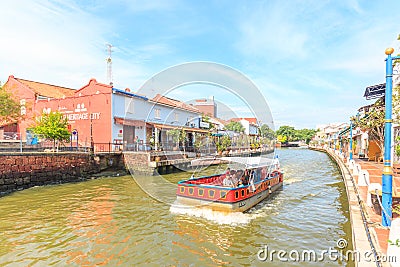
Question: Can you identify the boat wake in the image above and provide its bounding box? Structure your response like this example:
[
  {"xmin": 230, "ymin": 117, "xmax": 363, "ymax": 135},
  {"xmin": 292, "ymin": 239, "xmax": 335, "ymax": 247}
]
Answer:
[
  {"xmin": 170, "ymin": 202, "xmax": 269, "ymax": 225},
  {"xmin": 284, "ymin": 177, "xmax": 301, "ymax": 185}
]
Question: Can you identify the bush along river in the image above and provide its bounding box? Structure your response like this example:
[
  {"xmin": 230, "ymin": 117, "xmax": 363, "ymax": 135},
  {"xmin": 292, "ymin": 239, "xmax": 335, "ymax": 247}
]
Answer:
[{"xmin": 0, "ymin": 148, "xmax": 354, "ymax": 266}]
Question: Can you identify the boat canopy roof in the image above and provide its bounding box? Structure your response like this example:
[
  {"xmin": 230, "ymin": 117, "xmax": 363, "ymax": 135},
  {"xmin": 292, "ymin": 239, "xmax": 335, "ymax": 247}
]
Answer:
[{"xmin": 219, "ymin": 156, "xmax": 276, "ymax": 169}]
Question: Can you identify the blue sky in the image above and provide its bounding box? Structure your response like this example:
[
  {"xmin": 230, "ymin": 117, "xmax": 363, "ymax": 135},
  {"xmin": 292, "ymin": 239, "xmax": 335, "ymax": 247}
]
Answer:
[{"xmin": 1, "ymin": 0, "xmax": 400, "ymax": 129}]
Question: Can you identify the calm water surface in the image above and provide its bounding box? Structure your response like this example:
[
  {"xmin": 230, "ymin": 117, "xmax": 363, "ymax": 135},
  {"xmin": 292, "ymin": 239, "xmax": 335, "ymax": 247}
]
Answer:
[{"xmin": 0, "ymin": 148, "xmax": 353, "ymax": 266}]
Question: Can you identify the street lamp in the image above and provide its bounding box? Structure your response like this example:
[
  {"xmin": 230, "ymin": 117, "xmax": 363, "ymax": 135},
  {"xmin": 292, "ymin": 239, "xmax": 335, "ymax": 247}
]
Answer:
[{"xmin": 381, "ymin": 47, "xmax": 400, "ymax": 227}]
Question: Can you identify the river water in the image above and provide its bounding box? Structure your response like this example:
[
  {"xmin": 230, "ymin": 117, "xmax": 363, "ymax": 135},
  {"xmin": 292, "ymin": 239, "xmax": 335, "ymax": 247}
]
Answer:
[{"xmin": 0, "ymin": 148, "xmax": 354, "ymax": 266}]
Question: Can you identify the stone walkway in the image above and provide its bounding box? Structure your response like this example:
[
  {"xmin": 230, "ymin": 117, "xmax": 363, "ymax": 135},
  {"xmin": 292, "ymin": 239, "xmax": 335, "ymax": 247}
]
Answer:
[
  {"xmin": 310, "ymin": 147, "xmax": 400, "ymax": 266},
  {"xmin": 352, "ymin": 157, "xmax": 400, "ymax": 255}
]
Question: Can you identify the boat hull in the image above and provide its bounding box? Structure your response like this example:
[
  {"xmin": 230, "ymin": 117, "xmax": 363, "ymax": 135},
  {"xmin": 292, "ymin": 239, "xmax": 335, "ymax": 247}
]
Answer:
[{"xmin": 176, "ymin": 181, "xmax": 283, "ymax": 212}]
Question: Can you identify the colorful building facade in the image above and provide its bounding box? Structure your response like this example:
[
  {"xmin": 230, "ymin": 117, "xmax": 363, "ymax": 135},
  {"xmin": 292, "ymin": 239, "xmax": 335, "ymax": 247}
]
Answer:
[{"xmin": 1, "ymin": 75, "xmax": 207, "ymax": 151}]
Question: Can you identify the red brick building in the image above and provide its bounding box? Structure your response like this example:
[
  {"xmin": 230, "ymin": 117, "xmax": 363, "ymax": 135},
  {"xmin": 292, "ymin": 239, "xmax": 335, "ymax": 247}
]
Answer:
[
  {"xmin": 1, "ymin": 75, "xmax": 76, "ymax": 140},
  {"xmin": 1, "ymin": 75, "xmax": 206, "ymax": 151}
]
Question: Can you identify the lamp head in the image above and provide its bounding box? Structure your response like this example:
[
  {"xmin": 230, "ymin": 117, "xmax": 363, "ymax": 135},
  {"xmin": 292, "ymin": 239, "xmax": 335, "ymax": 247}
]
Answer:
[{"xmin": 385, "ymin": 47, "xmax": 394, "ymax": 55}]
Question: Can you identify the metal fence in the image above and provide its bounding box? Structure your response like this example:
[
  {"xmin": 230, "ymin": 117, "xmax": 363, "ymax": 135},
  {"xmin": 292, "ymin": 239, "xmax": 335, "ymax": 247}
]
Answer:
[
  {"xmin": 0, "ymin": 138, "xmax": 272, "ymax": 155},
  {"xmin": 2, "ymin": 132, "xmax": 21, "ymax": 140}
]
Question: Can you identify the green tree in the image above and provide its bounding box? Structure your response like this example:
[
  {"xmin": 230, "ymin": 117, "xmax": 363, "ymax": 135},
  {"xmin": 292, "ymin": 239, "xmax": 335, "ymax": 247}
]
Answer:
[
  {"xmin": 259, "ymin": 124, "xmax": 275, "ymax": 139},
  {"xmin": 225, "ymin": 121, "xmax": 245, "ymax": 133},
  {"xmin": 297, "ymin": 128, "xmax": 317, "ymax": 144},
  {"xmin": 276, "ymin": 126, "xmax": 296, "ymax": 142},
  {"xmin": 353, "ymin": 98, "xmax": 386, "ymax": 157},
  {"xmin": 167, "ymin": 128, "xmax": 187, "ymax": 152},
  {"xmin": 0, "ymin": 85, "xmax": 21, "ymax": 122},
  {"xmin": 30, "ymin": 111, "xmax": 70, "ymax": 150},
  {"xmin": 216, "ymin": 134, "xmax": 232, "ymax": 153},
  {"xmin": 277, "ymin": 135, "xmax": 287, "ymax": 143},
  {"xmin": 167, "ymin": 128, "xmax": 181, "ymax": 148},
  {"xmin": 201, "ymin": 114, "xmax": 214, "ymax": 130}
]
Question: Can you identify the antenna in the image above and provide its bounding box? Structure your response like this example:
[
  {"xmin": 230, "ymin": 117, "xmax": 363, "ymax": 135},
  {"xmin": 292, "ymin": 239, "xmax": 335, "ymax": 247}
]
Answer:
[{"xmin": 106, "ymin": 43, "xmax": 113, "ymax": 86}]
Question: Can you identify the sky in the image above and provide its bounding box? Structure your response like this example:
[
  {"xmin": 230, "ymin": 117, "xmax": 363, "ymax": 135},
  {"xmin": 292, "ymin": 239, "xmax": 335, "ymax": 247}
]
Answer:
[{"xmin": 1, "ymin": 0, "xmax": 400, "ymax": 130}]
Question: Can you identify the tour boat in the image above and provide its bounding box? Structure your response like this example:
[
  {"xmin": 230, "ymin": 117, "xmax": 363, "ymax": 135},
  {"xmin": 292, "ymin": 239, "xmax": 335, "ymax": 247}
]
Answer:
[{"xmin": 175, "ymin": 156, "xmax": 284, "ymax": 212}]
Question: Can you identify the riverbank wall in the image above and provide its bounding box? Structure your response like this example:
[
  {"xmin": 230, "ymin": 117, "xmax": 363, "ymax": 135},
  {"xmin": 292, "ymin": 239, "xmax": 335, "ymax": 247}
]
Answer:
[
  {"xmin": 0, "ymin": 153, "xmax": 103, "ymax": 196},
  {"xmin": 309, "ymin": 146, "xmax": 396, "ymax": 267}
]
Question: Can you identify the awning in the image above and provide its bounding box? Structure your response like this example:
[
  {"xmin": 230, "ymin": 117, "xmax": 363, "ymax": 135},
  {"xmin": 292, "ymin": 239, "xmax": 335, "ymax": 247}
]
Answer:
[
  {"xmin": 114, "ymin": 117, "xmax": 146, "ymax": 127},
  {"xmin": 146, "ymin": 122, "xmax": 209, "ymax": 133},
  {"xmin": 364, "ymin": 83, "xmax": 385, "ymax": 100},
  {"xmin": 338, "ymin": 127, "xmax": 350, "ymax": 136}
]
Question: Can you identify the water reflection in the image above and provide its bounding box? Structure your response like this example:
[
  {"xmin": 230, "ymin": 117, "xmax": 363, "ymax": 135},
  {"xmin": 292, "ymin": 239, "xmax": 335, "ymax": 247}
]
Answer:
[{"xmin": 0, "ymin": 148, "xmax": 353, "ymax": 266}]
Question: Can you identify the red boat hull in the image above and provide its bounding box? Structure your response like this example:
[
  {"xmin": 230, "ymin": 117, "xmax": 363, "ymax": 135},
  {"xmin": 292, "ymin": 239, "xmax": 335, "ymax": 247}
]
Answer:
[{"xmin": 176, "ymin": 172, "xmax": 283, "ymax": 212}]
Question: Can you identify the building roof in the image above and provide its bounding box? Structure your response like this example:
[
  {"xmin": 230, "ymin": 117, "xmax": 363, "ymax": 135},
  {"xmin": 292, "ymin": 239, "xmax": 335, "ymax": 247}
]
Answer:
[
  {"xmin": 152, "ymin": 94, "xmax": 200, "ymax": 113},
  {"xmin": 209, "ymin": 117, "xmax": 228, "ymax": 126},
  {"xmin": 112, "ymin": 88, "xmax": 148, "ymax": 101},
  {"xmin": 15, "ymin": 77, "xmax": 76, "ymax": 98}
]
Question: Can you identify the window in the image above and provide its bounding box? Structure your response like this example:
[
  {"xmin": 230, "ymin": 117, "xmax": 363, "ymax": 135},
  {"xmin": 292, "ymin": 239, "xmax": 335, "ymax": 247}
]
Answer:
[
  {"xmin": 241, "ymin": 190, "xmax": 245, "ymax": 197},
  {"xmin": 198, "ymin": 189, "xmax": 204, "ymax": 196},
  {"xmin": 220, "ymin": 191, "xmax": 227, "ymax": 199},
  {"xmin": 180, "ymin": 187, "xmax": 185, "ymax": 193},
  {"xmin": 174, "ymin": 112, "xmax": 179, "ymax": 121},
  {"xmin": 208, "ymin": 190, "xmax": 215, "ymax": 198},
  {"xmin": 189, "ymin": 188, "xmax": 194, "ymax": 195},
  {"xmin": 235, "ymin": 191, "xmax": 239, "ymax": 199},
  {"xmin": 154, "ymin": 108, "xmax": 161, "ymax": 119}
]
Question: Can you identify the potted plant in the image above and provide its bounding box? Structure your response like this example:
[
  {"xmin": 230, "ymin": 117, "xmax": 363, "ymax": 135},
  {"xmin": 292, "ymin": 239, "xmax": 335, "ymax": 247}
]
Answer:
[
  {"xmin": 216, "ymin": 135, "xmax": 231, "ymax": 155},
  {"xmin": 167, "ymin": 129, "xmax": 181, "ymax": 151},
  {"xmin": 147, "ymin": 133, "xmax": 155, "ymax": 150},
  {"xmin": 194, "ymin": 133, "xmax": 203, "ymax": 157}
]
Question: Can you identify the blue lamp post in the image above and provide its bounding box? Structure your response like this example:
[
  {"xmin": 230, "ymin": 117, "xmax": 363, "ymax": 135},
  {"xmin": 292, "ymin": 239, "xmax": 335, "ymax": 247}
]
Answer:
[
  {"xmin": 349, "ymin": 121, "xmax": 353, "ymax": 160},
  {"xmin": 381, "ymin": 48, "xmax": 400, "ymax": 227}
]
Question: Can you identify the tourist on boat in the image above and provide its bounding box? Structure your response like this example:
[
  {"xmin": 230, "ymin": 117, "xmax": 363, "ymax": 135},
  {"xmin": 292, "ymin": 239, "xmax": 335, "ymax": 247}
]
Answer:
[
  {"xmin": 239, "ymin": 171, "xmax": 248, "ymax": 186},
  {"xmin": 261, "ymin": 167, "xmax": 267, "ymax": 180},
  {"xmin": 223, "ymin": 175, "xmax": 235, "ymax": 187},
  {"xmin": 232, "ymin": 171, "xmax": 242, "ymax": 187},
  {"xmin": 243, "ymin": 169, "xmax": 250, "ymax": 185},
  {"xmin": 249, "ymin": 170, "xmax": 256, "ymax": 183}
]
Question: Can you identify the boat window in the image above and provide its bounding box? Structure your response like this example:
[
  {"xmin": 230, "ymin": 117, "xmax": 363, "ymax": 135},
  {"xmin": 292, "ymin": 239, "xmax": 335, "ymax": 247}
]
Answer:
[
  {"xmin": 198, "ymin": 189, "xmax": 204, "ymax": 196},
  {"xmin": 241, "ymin": 190, "xmax": 245, "ymax": 197},
  {"xmin": 180, "ymin": 187, "xmax": 185, "ymax": 193},
  {"xmin": 247, "ymin": 189, "xmax": 249, "ymax": 195},
  {"xmin": 189, "ymin": 188, "xmax": 194, "ymax": 195},
  {"xmin": 220, "ymin": 191, "xmax": 227, "ymax": 199},
  {"xmin": 235, "ymin": 191, "xmax": 239, "ymax": 199},
  {"xmin": 209, "ymin": 190, "xmax": 215, "ymax": 198}
]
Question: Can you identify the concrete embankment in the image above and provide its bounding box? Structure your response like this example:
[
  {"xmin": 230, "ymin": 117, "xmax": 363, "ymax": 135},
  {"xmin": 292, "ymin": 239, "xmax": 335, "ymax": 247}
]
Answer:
[
  {"xmin": 0, "ymin": 149, "xmax": 273, "ymax": 196},
  {"xmin": 309, "ymin": 146, "xmax": 399, "ymax": 267},
  {"xmin": 0, "ymin": 152, "xmax": 124, "ymax": 196}
]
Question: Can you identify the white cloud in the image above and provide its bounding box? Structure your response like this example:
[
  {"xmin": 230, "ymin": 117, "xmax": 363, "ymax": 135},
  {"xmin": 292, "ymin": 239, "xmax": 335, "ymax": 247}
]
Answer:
[
  {"xmin": 0, "ymin": 0, "xmax": 153, "ymax": 89},
  {"xmin": 0, "ymin": 0, "xmax": 109, "ymax": 87}
]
